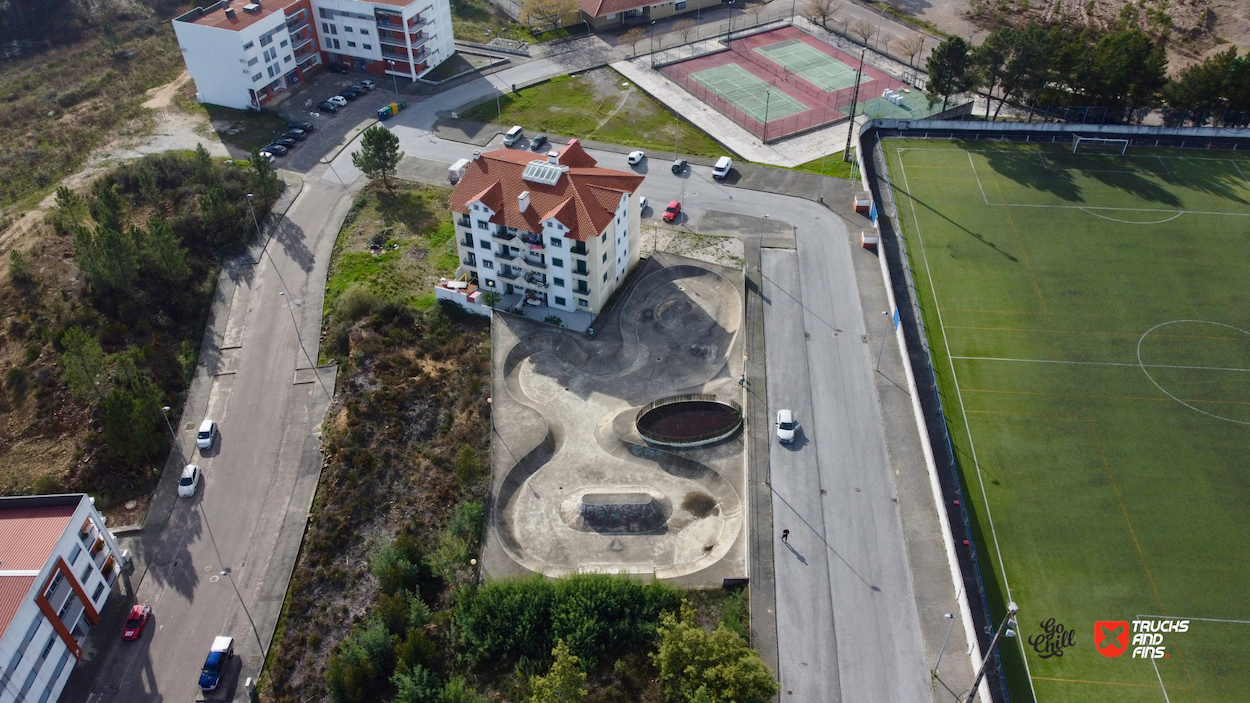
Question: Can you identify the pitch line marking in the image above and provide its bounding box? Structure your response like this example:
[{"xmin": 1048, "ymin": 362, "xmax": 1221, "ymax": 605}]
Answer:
[
  {"xmin": 1137, "ymin": 320, "xmax": 1250, "ymax": 425},
  {"xmin": 896, "ymin": 151, "xmax": 1040, "ymax": 701},
  {"xmin": 968, "ymin": 150, "xmax": 990, "ymax": 205},
  {"xmin": 1031, "ymin": 677, "xmax": 1158, "ymax": 688},
  {"xmin": 1136, "ymin": 615, "xmax": 1250, "ymax": 625},
  {"xmin": 952, "ymin": 355, "xmax": 1250, "ymax": 373},
  {"xmin": 1157, "ymin": 156, "xmax": 1170, "ymax": 175},
  {"xmin": 1232, "ymin": 159, "xmax": 1250, "ymax": 188},
  {"xmin": 1078, "ymin": 208, "xmax": 1184, "ymax": 224}
]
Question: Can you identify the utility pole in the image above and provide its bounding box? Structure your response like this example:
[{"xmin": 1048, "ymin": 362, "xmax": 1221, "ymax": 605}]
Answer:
[
  {"xmin": 842, "ymin": 46, "xmax": 866, "ymax": 162},
  {"xmin": 762, "ymin": 89, "xmax": 771, "ymax": 143},
  {"xmin": 964, "ymin": 601, "xmax": 1018, "ymax": 703}
]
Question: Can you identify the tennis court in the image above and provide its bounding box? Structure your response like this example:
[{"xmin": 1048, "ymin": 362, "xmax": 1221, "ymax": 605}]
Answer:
[
  {"xmin": 689, "ymin": 64, "xmax": 809, "ymax": 123},
  {"xmin": 755, "ymin": 39, "xmax": 864, "ymax": 92}
]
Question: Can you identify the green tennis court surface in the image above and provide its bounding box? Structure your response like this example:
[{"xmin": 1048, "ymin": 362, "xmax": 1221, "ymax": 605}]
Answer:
[
  {"xmin": 755, "ymin": 39, "xmax": 864, "ymax": 92},
  {"xmin": 689, "ymin": 64, "xmax": 808, "ymax": 123},
  {"xmin": 886, "ymin": 140, "xmax": 1250, "ymax": 703},
  {"xmin": 858, "ymin": 89, "xmax": 947, "ymax": 120}
]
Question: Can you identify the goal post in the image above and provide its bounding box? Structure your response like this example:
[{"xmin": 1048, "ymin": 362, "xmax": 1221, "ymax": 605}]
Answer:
[{"xmin": 1072, "ymin": 135, "xmax": 1130, "ymax": 155}]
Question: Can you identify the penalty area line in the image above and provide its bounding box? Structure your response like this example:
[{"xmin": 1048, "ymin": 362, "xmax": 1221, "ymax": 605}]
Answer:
[{"xmin": 951, "ymin": 355, "xmax": 1250, "ymax": 373}]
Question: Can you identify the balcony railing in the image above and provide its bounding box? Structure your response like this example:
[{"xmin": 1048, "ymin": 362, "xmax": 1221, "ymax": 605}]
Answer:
[
  {"xmin": 460, "ymin": 235, "xmax": 473, "ymax": 247},
  {"xmin": 574, "ymin": 282, "xmax": 590, "ymax": 295},
  {"xmin": 573, "ymin": 262, "xmax": 589, "ymax": 275},
  {"xmin": 462, "ymin": 254, "xmax": 476, "ymax": 266},
  {"xmin": 498, "ymin": 267, "xmax": 519, "ymax": 280},
  {"xmin": 491, "ymin": 229, "xmax": 516, "ymax": 241},
  {"xmin": 522, "ymin": 256, "xmax": 546, "ymax": 269},
  {"xmin": 570, "ymin": 242, "xmax": 587, "ymax": 255},
  {"xmin": 495, "ymin": 249, "xmax": 515, "ymax": 261},
  {"xmin": 524, "ymin": 276, "xmax": 549, "ymax": 289}
]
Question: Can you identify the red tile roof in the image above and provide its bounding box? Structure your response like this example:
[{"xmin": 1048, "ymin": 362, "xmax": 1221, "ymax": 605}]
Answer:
[
  {"xmin": 450, "ymin": 142, "xmax": 643, "ymax": 242},
  {"xmin": 0, "ymin": 505, "xmax": 75, "ymax": 572},
  {"xmin": 180, "ymin": 0, "xmax": 300, "ymax": 30},
  {"xmin": 580, "ymin": 0, "xmax": 651, "ymax": 18},
  {"xmin": 0, "ymin": 576, "xmax": 36, "ymax": 634}
]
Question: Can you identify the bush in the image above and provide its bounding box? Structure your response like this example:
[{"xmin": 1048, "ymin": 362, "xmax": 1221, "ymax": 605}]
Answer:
[
  {"xmin": 652, "ymin": 602, "xmax": 778, "ymax": 703},
  {"xmin": 372, "ymin": 534, "xmax": 427, "ymax": 596},
  {"xmin": 336, "ymin": 283, "xmax": 385, "ymax": 323},
  {"xmin": 326, "ymin": 615, "xmax": 395, "ymax": 703},
  {"xmin": 8, "ymin": 250, "xmax": 33, "ymax": 286}
]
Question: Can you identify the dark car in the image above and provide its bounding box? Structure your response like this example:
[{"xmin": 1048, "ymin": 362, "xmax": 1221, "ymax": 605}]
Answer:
[
  {"xmin": 327, "ymin": 63, "xmax": 350, "ymax": 74},
  {"xmin": 282, "ymin": 129, "xmax": 307, "ymax": 141},
  {"xmin": 262, "ymin": 143, "xmax": 288, "ymax": 156},
  {"xmin": 287, "ymin": 120, "xmax": 314, "ymax": 132},
  {"xmin": 316, "ymin": 100, "xmax": 339, "ymax": 113},
  {"xmin": 353, "ymin": 81, "xmax": 373, "ymax": 93},
  {"xmin": 272, "ymin": 137, "xmax": 297, "ymax": 148},
  {"xmin": 671, "ymin": 158, "xmax": 688, "ymax": 174},
  {"xmin": 530, "ymin": 134, "xmax": 549, "ymax": 151},
  {"xmin": 339, "ymin": 88, "xmax": 361, "ymax": 100}
]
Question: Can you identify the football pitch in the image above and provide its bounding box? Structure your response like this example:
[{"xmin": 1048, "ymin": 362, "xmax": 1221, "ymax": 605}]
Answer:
[{"xmin": 884, "ymin": 140, "xmax": 1250, "ymax": 703}]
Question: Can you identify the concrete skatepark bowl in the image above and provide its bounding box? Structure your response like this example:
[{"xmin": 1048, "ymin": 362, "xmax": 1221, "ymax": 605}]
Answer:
[{"xmin": 484, "ymin": 254, "xmax": 748, "ymax": 584}]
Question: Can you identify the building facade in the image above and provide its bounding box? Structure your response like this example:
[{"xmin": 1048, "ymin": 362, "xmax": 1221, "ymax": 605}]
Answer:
[
  {"xmin": 449, "ymin": 142, "xmax": 645, "ymax": 315},
  {"xmin": 173, "ymin": 0, "xmax": 453, "ymax": 110},
  {"xmin": 580, "ymin": 0, "xmax": 722, "ymax": 31},
  {"xmin": 0, "ymin": 495, "xmax": 123, "ymax": 703}
]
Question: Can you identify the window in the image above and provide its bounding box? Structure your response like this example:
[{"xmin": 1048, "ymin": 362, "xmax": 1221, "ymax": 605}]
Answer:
[
  {"xmin": 69, "ymin": 545, "xmax": 82, "ymax": 566},
  {"xmin": 344, "ymin": 25, "xmax": 353, "ymax": 32},
  {"xmin": 555, "ymin": 296, "xmax": 566, "ymax": 306},
  {"xmin": 363, "ymin": 44, "xmax": 372, "ymax": 50},
  {"xmin": 578, "ymin": 299, "xmax": 589, "ymax": 308},
  {"xmin": 552, "ymin": 258, "xmax": 564, "ymax": 268},
  {"xmin": 260, "ymin": 34, "xmax": 273, "ymax": 46},
  {"xmin": 602, "ymin": 253, "xmax": 607, "ymax": 263},
  {"xmin": 44, "ymin": 572, "xmax": 63, "ymax": 600},
  {"xmin": 553, "ymin": 277, "xmax": 565, "ymax": 287},
  {"xmin": 280, "ymin": 39, "xmax": 288, "ymax": 47},
  {"xmin": 264, "ymin": 47, "xmax": 277, "ymax": 61},
  {"xmin": 601, "ymin": 232, "xmax": 607, "ymax": 243},
  {"xmin": 322, "ymin": 21, "xmax": 329, "ymax": 32},
  {"xmin": 347, "ymin": 41, "xmax": 357, "ymax": 48},
  {"xmin": 92, "ymin": 583, "xmax": 105, "ymax": 602},
  {"xmin": 267, "ymin": 64, "xmax": 278, "ymax": 78},
  {"xmin": 333, "ymin": 38, "xmax": 341, "ymax": 49},
  {"xmin": 80, "ymin": 561, "xmax": 92, "ymax": 583},
  {"xmin": 253, "ymin": 72, "xmax": 263, "ymax": 81},
  {"xmin": 243, "ymin": 40, "xmax": 254, "ymax": 50},
  {"xmin": 39, "ymin": 633, "xmax": 55, "ymax": 661},
  {"xmin": 603, "ymin": 272, "xmax": 609, "ymax": 282},
  {"xmin": 324, "ymin": 37, "xmax": 332, "ymax": 49},
  {"xmin": 675, "ymin": 0, "xmax": 686, "ymax": 8},
  {"xmin": 477, "ymin": 221, "xmax": 488, "ymax": 230},
  {"xmin": 248, "ymin": 56, "xmax": 259, "ymax": 66},
  {"xmin": 330, "ymin": 23, "xmax": 338, "ymax": 34},
  {"xmin": 484, "ymin": 261, "xmax": 494, "ymax": 269},
  {"xmin": 479, "ymin": 240, "xmax": 490, "ymax": 249},
  {"xmin": 319, "ymin": 8, "xmax": 331, "ymax": 18},
  {"xmin": 550, "ymin": 238, "xmax": 562, "ymax": 247},
  {"xmin": 285, "ymin": 55, "xmax": 292, "ymax": 62},
  {"xmin": 361, "ymin": 28, "xmax": 370, "ymax": 35}
]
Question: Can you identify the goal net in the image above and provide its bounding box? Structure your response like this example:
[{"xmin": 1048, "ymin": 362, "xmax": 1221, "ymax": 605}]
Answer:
[{"xmin": 1072, "ymin": 136, "xmax": 1130, "ymax": 155}]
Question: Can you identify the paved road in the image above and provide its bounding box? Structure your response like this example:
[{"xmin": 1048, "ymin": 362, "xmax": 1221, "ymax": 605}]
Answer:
[{"xmin": 82, "ymin": 175, "xmax": 347, "ymax": 703}]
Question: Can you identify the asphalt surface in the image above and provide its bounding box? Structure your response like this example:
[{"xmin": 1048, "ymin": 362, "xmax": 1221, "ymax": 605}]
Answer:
[{"xmin": 79, "ymin": 174, "xmax": 348, "ymax": 703}]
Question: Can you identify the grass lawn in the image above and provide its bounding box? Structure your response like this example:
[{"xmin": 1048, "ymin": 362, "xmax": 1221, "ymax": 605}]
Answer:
[
  {"xmin": 885, "ymin": 139, "xmax": 1250, "ymax": 703},
  {"xmin": 176, "ymin": 81, "xmax": 293, "ymax": 154},
  {"xmin": 449, "ymin": 0, "xmax": 532, "ymax": 44},
  {"xmin": 323, "ymin": 181, "xmax": 458, "ymax": 332},
  {"xmin": 789, "ymin": 154, "xmax": 858, "ymax": 180},
  {"xmin": 460, "ymin": 71, "xmax": 729, "ymax": 159}
]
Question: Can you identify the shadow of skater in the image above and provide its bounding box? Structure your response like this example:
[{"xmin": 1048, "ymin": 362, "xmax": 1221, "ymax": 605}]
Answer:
[{"xmin": 783, "ymin": 540, "xmax": 808, "ymax": 565}]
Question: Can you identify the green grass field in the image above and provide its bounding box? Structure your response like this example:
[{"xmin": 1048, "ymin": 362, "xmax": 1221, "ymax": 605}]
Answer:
[{"xmin": 884, "ymin": 139, "xmax": 1250, "ymax": 703}]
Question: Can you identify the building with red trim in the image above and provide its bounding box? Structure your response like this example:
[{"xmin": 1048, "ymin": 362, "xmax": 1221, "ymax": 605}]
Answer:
[
  {"xmin": 173, "ymin": 0, "xmax": 453, "ymax": 110},
  {"xmin": 0, "ymin": 495, "xmax": 123, "ymax": 703}
]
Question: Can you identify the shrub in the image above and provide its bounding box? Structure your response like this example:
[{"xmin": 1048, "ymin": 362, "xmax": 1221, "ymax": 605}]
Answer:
[
  {"xmin": 8, "ymin": 250, "xmax": 33, "ymax": 286},
  {"xmin": 652, "ymin": 602, "xmax": 778, "ymax": 703},
  {"xmin": 372, "ymin": 533, "xmax": 427, "ymax": 596}
]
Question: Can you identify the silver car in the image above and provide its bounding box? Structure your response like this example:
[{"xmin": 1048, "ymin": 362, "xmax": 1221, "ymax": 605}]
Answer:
[{"xmin": 776, "ymin": 409, "xmax": 796, "ymax": 443}]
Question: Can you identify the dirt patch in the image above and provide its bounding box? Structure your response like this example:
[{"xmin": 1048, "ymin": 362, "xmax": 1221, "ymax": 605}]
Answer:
[{"xmin": 681, "ymin": 491, "xmax": 718, "ymax": 518}]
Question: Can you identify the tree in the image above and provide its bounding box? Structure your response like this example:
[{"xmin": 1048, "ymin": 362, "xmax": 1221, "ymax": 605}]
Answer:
[
  {"xmin": 849, "ymin": 18, "xmax": 875, "ymax": 46},
  {"xmin": 100, "ymin": 18, "xmax": 120, "ymax": 56},
  {"xmin": 925, "ymin": 36, "xmax": 974, "ymax": 112},
  {"xmin": 1079, "ymin": 28, "xmax": 1167, "ymax": 114},
  {"xmin": 1164, "ymin": 47, "xmax": 1250, "ymax": 125},
  {"xmin": 391, "ymin": 664, "xmax": 441, "ymax": 703},
  {"xmin": 193, "ymin": 142, "xmax": 214, "ymax": 184},
  {"xmin": 249, "ymin": 148, "xmax": 281, "ymax": 203},
  {"xmin": 59, "ymin": 327, "xmax": 108, "ymax": 406},
  {"xmin": 522, "ymin": 0, "xmax": 577, "ymax": 33},
  {"xmin": 440, "ymin": 676, "xmax": 487, "ymax": 703},
  {"xmin": 674, "ymin": 20, "xmax": 696, "ymax": 45},
  {"xmin": 73, "ymin": 222, "xmax": 139, "ymax": 292},
  {"xmin": 141, "ymin": 217, "xmax": 190, "ymax": 286},
  {"xmin": 528, "ymin": 640, "xmax": 587, "ymax": 703},
  {"xmin": 621, "ymin": 27, "xmax": 646, "ymax": 55},
  {"xmin": 8, "ymin": 250, "xmax": 33, "ymax": 286},
  {"xmin": 352, "ymin": 126, "xmax": 403, "ymax": 190},
  {"xmin": 99, "ymin": 358, "xmax": 165, "ymax": 465},
  {"xmin": 651, "ymin": 602, "xmax": 779, "ymax": 703},
  {"xmin": 896, "ymin": 34, "xmax": 925, "ymax": 67},
  {"xmin": 805, "ymin": 0, "xmax": 837, "ymax": 29}
]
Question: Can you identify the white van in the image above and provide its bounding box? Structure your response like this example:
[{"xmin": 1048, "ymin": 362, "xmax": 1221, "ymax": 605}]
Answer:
[
  {"xmin": 448, "ymin": 158, "xmax": 470, "ymax": 184},
  {"xmin": 712, "ymin": 156, "xmax": 733, "ymax": 180},
  {"xmin": 503, "ymin": 125, "xmax": 524, "ymax": 146}
]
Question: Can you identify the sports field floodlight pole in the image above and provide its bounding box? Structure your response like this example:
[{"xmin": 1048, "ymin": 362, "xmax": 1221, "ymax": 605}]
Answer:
[
  {"xmin": 727, "ymin": 0, "xmax": 735, "ymax": 41},
  {"xmin": 763, "ymin": 89, "xmax": 771, "ymax": 143},
  {"xmin": 842, "ymin": 46, "xmax": 866, "ymax": 162},
  {"xmin": 962, "ymin": 601, "xmax": 1018, "ymax": 703},
  {"xmin": 649, "ymin": 20, "xmax": 657, "ymax": 68}
]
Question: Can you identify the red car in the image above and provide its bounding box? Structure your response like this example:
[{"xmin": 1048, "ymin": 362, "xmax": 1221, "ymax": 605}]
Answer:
[
  {"xmin": 662, "ymin": 200, "xmax": 681, "ymax": 223},
  {"xmin": 122, "ymin": 604, "xmax": 152, "ymax": 641}
]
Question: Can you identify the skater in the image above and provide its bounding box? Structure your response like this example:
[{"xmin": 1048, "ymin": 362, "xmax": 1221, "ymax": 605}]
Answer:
[{"xmin": 781, "ymin": 529, "xmax": 789, "ymax": 543}]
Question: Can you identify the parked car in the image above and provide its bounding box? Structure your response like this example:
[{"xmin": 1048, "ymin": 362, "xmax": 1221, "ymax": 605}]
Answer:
[
  {"xmin": 339, "ymin": 88, "xmax": 361, "ymax": 100},
  {"xmin": 178, "ymin": 464, "xmax": 201, "ymax": 498},
  {"xmin": 272, "ymin": 137, "xmax": 297, "ymax": 148},
  {"xmin": 197, "ymin": 419, "xmax": 217, "ymax": 449},
  {"xmin": 317, "ymin": 100, "xmax": 339, "ymax": 113},
  {"xmin": 530, "ymin": 134, "xmax": 549, "ymax": 151},
  {"xmin": 262, "ymin": 143, "xmax": 289, "ymax": 156},
  {"xmin": 326, "ymin": 63, "xmax": 350, "ymax": 74},
  {"xmin": 355, "ymin": 79, "xmax": 375, "ymax": 91},
  {"xmin": 662, "ymin": 200, "xmax": 681, "ymax": 223},
  {"xmin": 671, "ymin": 158, "xmax": 687, "ymax": 174},
  {"xmin": 199, "ymin": 636, "xmax": 234, "ymax": 691},
  {"xmin": 503, "ymin": 125, "xmax": 524, "ymax": 146},
  {"xmin": 712, "ymin": 156, "xmax": 733, "ymax": 180},
  {"xmin": 327, "ymin": 95, "xmax": 348, "ymax": 107},
  {"xmin": 639, "ymin": 196, "xmax": 648, "ymax": 213},
  {"xmin": 628, "ymin": 150, "xmax": 645, "ymax": 165},
  {"xmin": 776, "ymin": 409, "xmax": 797, "ymax": 443},
  {"xmin": 122, "ymin": 604, "xmax": 152, "ymax": 641},
  {"xmin": 257, "ymin": 151, "xmax": 276, "ymax": 164},
  {"xmin": 282, "ymin": 129, "xmax": 307, "ymax": 141},
  {"xmin": 287, "ymin": 120, "xmax": 314, "ymax": 132}
]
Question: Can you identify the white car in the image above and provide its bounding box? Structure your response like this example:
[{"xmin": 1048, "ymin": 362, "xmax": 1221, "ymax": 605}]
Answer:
[
  {"xmin": 178, "ymin": 464, "xmax": 201, "ymax": 498},
  {"xmin": 628, "ymin": 150, "xmax": 645, "ymax": 166},
  {"xmin": 776, "ymin": 409, "xmax": 797, "ymax": 443},
  {"xmin": 327, "ymin": 95, "xmax": 348, "ymax": 107},
  {"xmin": 196, "ymin": 419, "xmax": 217, "ymax": 449},
  {"xmin": 639, "ymin": 196, "xmax": 648, "ymax": 213}
]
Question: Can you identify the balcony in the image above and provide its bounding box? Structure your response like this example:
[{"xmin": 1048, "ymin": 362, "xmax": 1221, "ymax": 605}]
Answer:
[
  {"xmin": 460, "ymin": 235, "xmax": 473, "ymax": 247},
  {"xmin": 492, "ymin": 228, "xmax": 515, "ymax": 242},
  {"xmin": 462, "ymin": 254, "xmax": 477, "ymax": 266},
  {"xmin": 519, "ymin": 232, "xmax": 544, "ymax": 250},
  {"xmin": 570, "ymin": 241, "xmax": 588, "ymax": 255},
  {"xmin": 523, "ymin": 274, "xmax": 549, "ymax": 289},
  {"xmin": 522, "ymin": 255, "xmax": 546, "ymax": 269},
  {"xmin": 458, "ymin": 214, "xmax": 471, "ymax": 227},
  {"xmin": 286, "ymin": 18, "xmax": 309, "ymax": 34},
  {"xmin": 495, "ymin": 249, "xmax": 516, "ymax": 261},
  {"xmin": 573, "ymin": 261, "xmax": 589, "ymax": 276},
  {"xmin": 574, "ymin": 281, "xmax": 590, "ymax": 295},
  {"xmin": 375, "ymin": 10, "xmax": 403, "ymax": 27},
  {"xmin": 498, "ymin": 267, "xmax": 520, "ymax": 281}
]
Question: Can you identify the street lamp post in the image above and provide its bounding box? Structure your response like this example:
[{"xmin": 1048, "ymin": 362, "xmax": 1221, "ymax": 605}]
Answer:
[
  {"xmin": 649, "ymin": 20, "xmax": 657, "ymax": 68},
  {"xmin": 161, "ymin": 405, "xmax": 181, "ymax": 457},
  {"xmin": 245, "ymin": 193, "xmax": 264, "ymax": 243},
  {"xmin": 385, "ymin": 59, "xmax": 399, "ymax": 96},
  {"xmin": 933, "ymin": 613, "xmax": 957, "ymax": 679},
  {"xmin": 496, "ymin": 93, "xmax": 503, "ymax": 135},
  {"xmin": 963, "ymin": 601, "xmax": 1019, "ymax": 703},
  {"xmin": 310, "ymin": 112, "xmax": 329, "ymax": 163}
]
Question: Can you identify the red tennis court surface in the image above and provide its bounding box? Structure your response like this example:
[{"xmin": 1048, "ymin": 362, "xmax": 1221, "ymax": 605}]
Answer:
[{"xmin": 661, "ymin": 26, "xmax": 908, "ymax": 142}]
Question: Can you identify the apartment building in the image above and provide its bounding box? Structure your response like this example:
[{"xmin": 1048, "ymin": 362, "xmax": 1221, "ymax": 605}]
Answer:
[
  {"xmin": 449, "ymin": 141, "xmax": 645, "ymax": 315},
  {"xmin": 0, "ymin": 495, "xmax": 124, "ymax": 703},
  {"xmin": 173, "ymin": 0, "xmax": 452, "ymax": 110},
  {"xmin": 580, "ymin": 0, "xmax": 722, "ymax": 30}
]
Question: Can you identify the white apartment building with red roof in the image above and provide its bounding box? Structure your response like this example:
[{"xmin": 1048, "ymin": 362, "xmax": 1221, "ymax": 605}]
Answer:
[
  {"xmin": 449, "ymin": 142, "xmax": 645, "ymax": 315},
  {"xmin": 173, "ymin": 0, "xmax": 452, "ymax": 110},
  {"xmin": 0, "ymin": 495, "xmax": 123, "ymax": 703}
]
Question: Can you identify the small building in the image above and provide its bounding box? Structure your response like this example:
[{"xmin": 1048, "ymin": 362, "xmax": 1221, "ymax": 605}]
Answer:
[
  {"xmin": 172, "ymin": 0, "xmax": 454, "ymax": 110},
  {"xmin": 0, "ymin": 494, "xmax": 124, "ymax": 703},
  {"xmin": 580, "ymin": 0, "xmax": 723, "ymax": 31},
  {"xmin": 449, "ymin": 141, "xmax": 645, "ymax": 316}
]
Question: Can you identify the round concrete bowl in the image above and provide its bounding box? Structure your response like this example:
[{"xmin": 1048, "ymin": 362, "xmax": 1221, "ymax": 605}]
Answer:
[{"xmin": 635, "ymin": 395, "xmax": 743, "ymax": 448}]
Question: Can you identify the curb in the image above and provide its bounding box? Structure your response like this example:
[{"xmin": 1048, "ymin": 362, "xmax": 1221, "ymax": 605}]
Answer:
[{"xmin": 321, "ymin": 118, "xmax": 380, "ymax": 164}]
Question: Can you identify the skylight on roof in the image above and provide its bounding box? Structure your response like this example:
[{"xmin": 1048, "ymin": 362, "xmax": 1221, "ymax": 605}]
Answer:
[{"xmin": 522, "ymin": 161, "xmax": 564, "ymax": 186}]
